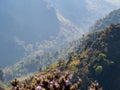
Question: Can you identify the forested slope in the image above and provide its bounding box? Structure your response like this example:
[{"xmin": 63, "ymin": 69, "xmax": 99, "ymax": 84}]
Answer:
[{"xmin": 8, "ymin": 24, "xmax": 120, "ymax": 90}]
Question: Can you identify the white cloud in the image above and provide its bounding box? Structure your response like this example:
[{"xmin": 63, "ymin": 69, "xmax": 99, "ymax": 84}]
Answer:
[{"xmin": 104, "ymin": 0, "xmax": 120, "ymax": 7}]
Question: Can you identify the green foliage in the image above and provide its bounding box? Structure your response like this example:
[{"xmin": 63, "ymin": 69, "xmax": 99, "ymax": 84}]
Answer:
[
  {"xmin": 95, "ymin": 65, "xmax": 103, "ymax": 75},
  {"xmin": 98, "ymin": 53, "xmax": 106, "ymax": 60}
]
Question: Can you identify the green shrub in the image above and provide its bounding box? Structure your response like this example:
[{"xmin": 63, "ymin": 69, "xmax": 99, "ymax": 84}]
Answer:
[
  {"xmin": 95, "ymin": 65, "xmax": 103, "ymax": 75},
  {"xmin": 98, "ymin": 53, "xmax": 106, "ymax": 60}
]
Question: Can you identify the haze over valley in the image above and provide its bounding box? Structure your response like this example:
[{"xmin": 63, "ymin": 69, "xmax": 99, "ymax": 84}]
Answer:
[
  {"xmin": 0, "ymin": 0, "xmax": 120, "ymax": 90},
  {"xmin": 0, "ymin": 0, "xmax": 119, "ymax": 67}
]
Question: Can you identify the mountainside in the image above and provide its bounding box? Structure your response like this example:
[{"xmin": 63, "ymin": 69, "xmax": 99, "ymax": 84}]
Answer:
[
  {"xmin": 0, "ymin": 0, "xmax": 82, "ymax": 67},
  {"xmin": 77, "ymin": 24, "xmax": 120, "ymax": 90},
  {"xmin": 0, "ymin": 0, "xmax": 119, "ymax": 67},
  {"xmin": 3, "ymin": 7, "xmax": 120, "ymax": 82},
  {"xmin": 8, "ymin": 24, "xmax": 120, "ymax": 90},
  {"xmin": 3, "ymin": 38, "xmax": 78, "ymax": 81},
  {"xmin": 0, "ymin": 0, "xmax": 60, "ymax": 67},
  {"xmin": 91, "ymin": 8, "xmax": 120, "ymax": 31},
  {"xmin": 1, "ymin": 1, "xmax": 120, "ymax": 86},
  {"xmin": 45, "ymin": 0, "xmax": 120, "ymax": 30},
  {"xmin": 46, "ymin": 24, "xmax": 120, "ymax": 90}
]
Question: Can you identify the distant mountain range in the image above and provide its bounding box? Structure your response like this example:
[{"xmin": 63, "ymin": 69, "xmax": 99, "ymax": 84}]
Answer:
[
  {"xmin": 0, "ymin": 0, "xmax": 119, "ymax": 67},
  {"xmin": 45, "ymin": 0, "xmax": 120, "ymax": 30},
  {"xmin": 0, "ymin": 0, "xmax": 60, "ymax": 67}
]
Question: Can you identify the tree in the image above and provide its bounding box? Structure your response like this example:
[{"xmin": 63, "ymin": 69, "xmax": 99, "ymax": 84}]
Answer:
[
  {"xmin": 95, "ymin": 65, "xmax": 103, "ymax": 75},
  {"xmin": 98, "ymin": 53, "xmax": 106, "ymax": 60}
]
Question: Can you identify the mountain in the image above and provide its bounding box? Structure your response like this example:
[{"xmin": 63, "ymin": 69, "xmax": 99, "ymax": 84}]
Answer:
[
  {"xmin": 45, "ymin": 0, "xmax": 120, "ymax": 30},
  {"xmin": 0, "ymin": 0, "xmax": 119, "ymax": 67},
  {"xmin": 1, "ymin": 0, "xmax": 120, "ymax": 84},
  {"xmin": 0, "ymin": 0, "xmax": 60, "ymax": 67},
  {"xmin": 90, "ymin": 8, "xmax": 120, "ymax": 31},
  {"xmin": 71, "ymin": 24, "xmax": 120, "ymax": 90},
  {"xmin": 1, "ymin": 0, "xmax": 82, "ymax": 80},
  {"xmin": 0, "ymin": 0, "xmax": 85, "ymax": 68},
  {"xmin": 43, "ymin": 24, "xmax": 120, "ymax": 90},
  {"xmin": 3, "ymin": 38, "xmax": 78, "ymax": 81},
  {"xmin": 40, "ymin": 24, "xmax": 120, "ymax": 90},
  {"xmin": 2, "ymin": 1, "xmax": 84, "ymax": 80},
  {"xmin": 76, "ymin": 24, "xmax": 120, "ymax": 90},
  {"xmin": 7, "ymin": 24, "xmax": 120, "ymax": 90}
]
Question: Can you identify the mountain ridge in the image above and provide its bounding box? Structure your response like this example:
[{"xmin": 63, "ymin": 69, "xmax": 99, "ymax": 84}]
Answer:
[
  {"xmin": 1, "ymin": 0, "xmax": 119, "ymax": 67},
  {"xmin": 7, "ymin": 24, "xmax": 120, "ymax": 90},
  {"xmin": 90, "ymin": 8, "xmax": 120, "ymax": 32},
  {"xmin": 0, "ymin": 0, "xmax": 83, "ymax": 67}
]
